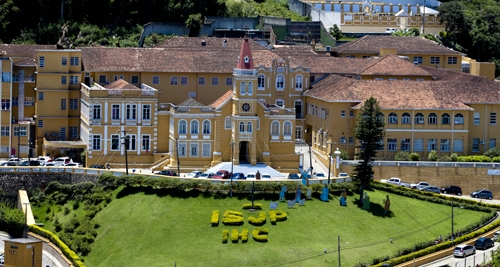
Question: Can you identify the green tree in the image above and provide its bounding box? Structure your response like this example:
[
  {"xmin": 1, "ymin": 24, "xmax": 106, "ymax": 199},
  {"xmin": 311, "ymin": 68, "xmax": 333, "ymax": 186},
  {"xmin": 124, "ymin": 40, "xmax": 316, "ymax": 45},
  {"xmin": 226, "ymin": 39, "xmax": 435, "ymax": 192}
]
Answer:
[
  {"xmin": 186, "ymin": 13, "xmax": 203, "ymax": 37},
  {"xmin": 329, "ymin": 24, "xmax": 344, "ymax": 40},
  {"xmin": 353, "ymin": 97, "xmax": 385, "ymax": 205}
]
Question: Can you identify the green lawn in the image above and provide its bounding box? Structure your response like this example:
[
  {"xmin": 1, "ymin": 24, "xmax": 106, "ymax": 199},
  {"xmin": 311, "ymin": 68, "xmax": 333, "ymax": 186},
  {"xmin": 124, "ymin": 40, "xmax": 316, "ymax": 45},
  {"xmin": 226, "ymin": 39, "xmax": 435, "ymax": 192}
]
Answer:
[{"xmin": 83, "ymin": 187, "xmax": 488, "ymax": 267}]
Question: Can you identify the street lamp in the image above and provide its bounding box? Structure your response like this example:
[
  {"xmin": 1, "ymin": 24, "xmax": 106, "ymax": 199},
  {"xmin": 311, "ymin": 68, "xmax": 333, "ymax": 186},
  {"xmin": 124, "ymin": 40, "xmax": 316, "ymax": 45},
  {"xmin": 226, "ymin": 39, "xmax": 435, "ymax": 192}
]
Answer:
[
  {"xmin": 304, "ymin": 129, "xmax": 313, "ymax": 176},
  {"xmin": 327, "ymin": 141, "xmax": 333, "ymax": 184},
  {"xmin": 23, "ymin": 202, "xmax": 29, "ymax": 238},
  {"xmin": 230, "ymin": 140, "xmax": 235, "ymax": 198},
  {"xmin": 118, "ymin": 130, "xmax": 131, "ymax": 175}
]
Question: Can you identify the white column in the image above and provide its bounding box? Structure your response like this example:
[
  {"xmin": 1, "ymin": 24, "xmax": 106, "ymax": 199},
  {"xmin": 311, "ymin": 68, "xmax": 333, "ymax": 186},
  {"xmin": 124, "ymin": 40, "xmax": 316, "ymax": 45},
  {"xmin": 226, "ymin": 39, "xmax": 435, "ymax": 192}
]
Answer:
[
  {"xmin": 120, "ymin": 126, "xmax": 125, "ymax": 155},
  {"xmin": 104, "ymin": 126, "xmax": 108, "ymax": 155},
  {"xmin": 138, "ymin": 102, "xmax": 141, "ymax": 124},
  {"xmin": 121, "ymin": 102, "xmax": 125, "ymax": 124},
  {"xmin": 137, "ymin": 126, "xmax": 141, "ymax": 155},
  {"xmin": 104, "ymin": 102, "xmax": 108, "ymax": 123}
]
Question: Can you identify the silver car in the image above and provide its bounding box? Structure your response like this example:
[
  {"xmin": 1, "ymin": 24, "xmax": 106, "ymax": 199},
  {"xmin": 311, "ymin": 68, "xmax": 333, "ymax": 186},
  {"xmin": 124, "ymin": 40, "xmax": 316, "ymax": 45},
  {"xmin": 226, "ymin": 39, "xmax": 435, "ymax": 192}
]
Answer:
[
  {"xmin": 453, "ymin": 244, "xmax": 475, "ymax": 257},
  {"xmin": 420, "ymin": 186, "xmax": 441, "ymax": 194}
]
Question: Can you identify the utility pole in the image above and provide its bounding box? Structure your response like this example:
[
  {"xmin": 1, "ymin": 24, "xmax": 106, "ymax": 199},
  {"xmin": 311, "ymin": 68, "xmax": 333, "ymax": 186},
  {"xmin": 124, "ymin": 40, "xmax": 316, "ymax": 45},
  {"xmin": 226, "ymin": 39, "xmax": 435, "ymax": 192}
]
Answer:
[
  {"xmin": 327, "ymin": 142, "xmax": 333, "ymax": 184},
  {"xmin": 422, "ymin": 0, "xmax": 426, "ymax": 34},
  {"xmin": 308, "ymin": 141, "xmax": 313, "ymax": 177},
  {"xmin": 338, "ymin": 236, "xmax": 341, "ymax": 267},
  {"xmin": 118, "ymin": 130, "xmax": 131, "ymax": 175},
  {"xmin": 230, "ymin": 140, "xmax": 235, "ymax": 198},
  {"xmin": 17, "ymin": 123, "xmax": 20, "ymax": 165},
  {"xmin": 451, "ymin": 199, "xmax": 454, "ymax": 245},
  {"xmin": 176, "ymin": 138, "xmax": 180, "ymax": 175}
]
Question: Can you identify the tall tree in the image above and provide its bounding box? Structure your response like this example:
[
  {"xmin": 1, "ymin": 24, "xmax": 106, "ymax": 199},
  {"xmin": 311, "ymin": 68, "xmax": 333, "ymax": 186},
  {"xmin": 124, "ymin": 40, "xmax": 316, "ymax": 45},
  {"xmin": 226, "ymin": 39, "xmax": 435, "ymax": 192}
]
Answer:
[{"xmin": 353, "ymin": 97, "xmax": 385, "ymax": 206}]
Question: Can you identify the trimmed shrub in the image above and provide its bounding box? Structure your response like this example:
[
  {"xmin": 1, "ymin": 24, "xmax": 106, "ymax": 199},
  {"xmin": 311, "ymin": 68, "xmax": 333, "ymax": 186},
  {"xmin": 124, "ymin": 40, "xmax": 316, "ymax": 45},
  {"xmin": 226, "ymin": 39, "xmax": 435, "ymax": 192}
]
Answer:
[
  {"xmin": 428, "ymin": 150, "xmax": 437, "ymax": 161},
  {"xmin": 492, "ymin": 156, "xmax": 500, "ymax": 162},
  {"xmin": 231, "ymin": 229, "xmax": 249, "ymax": 243},
  {"xmin": 248, "ymin": 212, "xmax": 267, "ymax": 226},
  {"xmin": 395, "ymin": 151, "xmax": 410, "ymax": 161},
  {"xmin": 269, "ymin": 210, "xmax": 287, "ymax": 224},
  {"xmin": 222, "ymin": 230, "xmax": 229, "ymax": 243},
  {"xmin": 410, "ymin": 153, "xmax": 420, "ymax": 161},
  {"xmin": 222, "ymin": 210, "xmax": 244, "ymax": 226},
  {"xmin": 485, "ymin": 147, "xmax": 500, "ymax": 158},
  {"xmin": 211, "ymin": 210, "xmax": 219, "ymax": 226},
  {"xmin": 450, "ymin": 153, "xmax": 458, "ymax": 162},
  {"xmin": 252, "ymin": 227, "xmax": 269, "ymax": 242},
  {"xmin": 242, "ymin": 203, "xmax": 262, "ymax": 209}
]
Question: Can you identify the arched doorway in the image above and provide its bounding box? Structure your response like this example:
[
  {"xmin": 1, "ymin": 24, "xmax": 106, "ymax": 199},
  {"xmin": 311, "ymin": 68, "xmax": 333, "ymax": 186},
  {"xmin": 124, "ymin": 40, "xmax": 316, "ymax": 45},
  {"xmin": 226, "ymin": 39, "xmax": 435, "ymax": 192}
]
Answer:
[{"xmin": 239, "ymin": 141, "xmax": 249, "ymax": 164}]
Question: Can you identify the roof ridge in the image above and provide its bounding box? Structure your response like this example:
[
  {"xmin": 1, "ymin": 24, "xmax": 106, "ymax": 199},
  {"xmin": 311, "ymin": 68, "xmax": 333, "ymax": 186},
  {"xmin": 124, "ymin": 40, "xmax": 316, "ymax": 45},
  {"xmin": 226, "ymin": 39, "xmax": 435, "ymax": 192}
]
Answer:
[{"xmin": 334, "ymin": 35, "xmax": 367, "ymax": 53}]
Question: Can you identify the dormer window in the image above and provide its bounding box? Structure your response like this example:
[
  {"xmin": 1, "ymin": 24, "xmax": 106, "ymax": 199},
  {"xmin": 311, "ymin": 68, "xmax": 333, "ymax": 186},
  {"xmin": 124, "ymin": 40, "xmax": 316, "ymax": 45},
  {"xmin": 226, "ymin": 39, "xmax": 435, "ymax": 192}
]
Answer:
[
  {"xmin": 244, "ymin": 56, "xmax": 249, "ymax": 63},
  {"xmin": 238, "ymin": 56, "xmax": 240, "ymax": 63}
]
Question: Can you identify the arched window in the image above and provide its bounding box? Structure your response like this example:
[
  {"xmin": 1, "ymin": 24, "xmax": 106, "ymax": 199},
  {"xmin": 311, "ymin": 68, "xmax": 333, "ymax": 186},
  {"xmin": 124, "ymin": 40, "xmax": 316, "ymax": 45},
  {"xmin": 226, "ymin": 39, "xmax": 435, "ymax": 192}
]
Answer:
[
  {"xmin": 190, "ymin": 120, "xmax": 199, "ymax": 134},
  {"xmin": 388, "ymin": 112, "xmax": 398, "ymax": 124},
  {"xmin": 276, "ymin": 75, "xmax": 284, "ymax": 90},
  {"xmin": 178, "ymin": 120, "xmax": 187, "ymax": 134},
  {"xmin": 441, "ymin": 113, "xmax": 450, "ymax": 125},
  {"xmin": 202, "ymin": 120, "xmax": 211, "ymax": 134},
  {"xmin": 258, "ymin": 75, "xmax": 265, "ymax": 90},
  {"xmin": 415, "ymin": 112, "xmax": 424, "ymax": 124},
  {"xmin": 377, "ymin": 112, "xmax": 384, "ymax": 123},
  {"xmin": 428, "ymin": 113, "xmax": 437, "ymax": 124},
  {"xmin": 246, "ymin": 122, "xmax": 252, "ymax": 132},
  {"xmin": 271, "ymin": 121, "xmax": 280, "ymax": 135},
  {"xmin": 454, "ymin": 113, "xmax": 464, "ymax": 124},
  {"xmin": 248, "ymin": 81, "xmax": 253, "ymax": 95},
  {"xmin": 283, "ymin": 121, "xmax": 292, "ymax": 136},
  {"xmin": 225, "ymin": 116, "xmax": 232, "ymax": 129},
  {"xmin": 295, "ymin": 75, "xmax": 303, "ymax": 90},
  {"xmin": 402, "ymin": 112, "xmax": 411, "ymax": 124},
  {"xmin": 239, "ymin": 122, "xmax": 245, "ymax": 132},
  {"xmin": 240, "ymin": 81, "xmax": 246, "ymax": 95}
]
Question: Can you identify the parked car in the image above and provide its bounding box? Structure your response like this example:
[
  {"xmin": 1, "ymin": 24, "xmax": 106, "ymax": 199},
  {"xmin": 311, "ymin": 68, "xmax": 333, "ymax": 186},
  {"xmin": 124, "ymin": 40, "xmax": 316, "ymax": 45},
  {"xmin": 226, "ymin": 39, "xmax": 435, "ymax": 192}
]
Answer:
[
  {"xmin": 380, "ymin": 177, "xmax": 410, "ymax": 188},
  {"xmin": 230, "ymin": 173, "xmax": 245, "ymax": 180},
  {"xmin": 199, "ymin": 172, "xmax": 214, "ymax": 179},
  {"xmin": 246, "ymin": 172, "xmax": 256, "ymax": 179},
  {"xmin": 410, "ymin": 181, "xmax": 430, "ymax": 190},
  {"xmin": 186, "ymin": 171, "xmax": 203, "ymax": 178},
  {"xmin": 315, "ymin": 172, "xmax": 325, "ymax": 178},
  {"xmin": 475, "ymin": 237, "xmax": 494, "ymax": 250},
  {"xmin": 453, "ymin": 244, "xmax": 475, "ymax": 257},
  {"xmin": 339, "ymin": 172, "xmax": 349, "ymax": 177},
  {"xmin": 0, "ymin": 161, "xmax": 16, "ymax": 166},
  {"xmin": 471, "ymin": 189, "xmax": 493, "ymax": 200},
  {"xmin": 64, "ymin": 162, "xmax": 82, "ymax": 167},
  {"xmin": 288, "ymin": 173, "xmax": 300, "ymax": 179},
  {"xmin": 37, "ymin": 156, "xmax": 52, "ymax": 164},
  {"xmin": 262, "ymin": 173, "xmax": 272, "ymax": 179},
  {"xmin": 492, "ymin": 231, "xmax": 500, "ymax": 242},
  {"xmin": 7, "ymin": 158, "xmax": 21, "ymax": 165},
  {"xmin": 20, "ymin": 160, "xmax": 40, "ymax": 166},
  {"xmin": 89, "ymin": 164, "xmax": 105, "ymax": 169},
  {"xmin": 213, "ymin": 170, "xmax": 231, "ymax": 179},
  {"xmin": 419, "ymin": 186, "xmax": 441, "ymax": 194},
  {"xmin": 156, "ymin": 170, "xmax": 177, "ymax": 176},
  {"xmin": 385, "ymin": 28, "xmax": 396, "ymax": 33},
  {"xmin": 53, "ymin": 157, "xmax": 71, "ymax": 166},
  {"xmin": 440, "ymin": 185, "xmax": 462, "ymax": 195},
  {"xmin": 41, "ymin": 163, "xmax": 56, "ymax": 167}
]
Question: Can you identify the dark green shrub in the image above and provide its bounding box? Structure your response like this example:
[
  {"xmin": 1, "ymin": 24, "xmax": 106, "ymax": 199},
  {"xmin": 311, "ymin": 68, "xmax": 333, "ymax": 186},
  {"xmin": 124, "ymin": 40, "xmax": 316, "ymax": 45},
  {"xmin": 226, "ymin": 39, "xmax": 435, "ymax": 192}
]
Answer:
[
  {"xmin": 485, "ymin": 147, "xmax": 500, "ymax": 158},
  {"xmin": 53, "ymin": 217, "xmax": 62, "ymax": 232},
  {"xmin": 64, "ymin": 206, "xmax": 70, "ymax": 215},
  {"xmin": 72, "ymin": 201, "xmax": 80, "ymax": 210},
  {"xmin": 395, "ymin": 151, "xmax": 410, "ymax": 161},
  {"xmin": 0, "ymin": 202, "xmax": 25, "ymax": 237},
  {"xmin": 450, "ymin": 153, "xmax": 458, "ymax": 162},
  {"xmin": 63, "ymin": 222, "xmax": 75, "ymax": 233},
  {"xmin": 410, "ymin": 153, "xmax": 420, "ymax": 161}
]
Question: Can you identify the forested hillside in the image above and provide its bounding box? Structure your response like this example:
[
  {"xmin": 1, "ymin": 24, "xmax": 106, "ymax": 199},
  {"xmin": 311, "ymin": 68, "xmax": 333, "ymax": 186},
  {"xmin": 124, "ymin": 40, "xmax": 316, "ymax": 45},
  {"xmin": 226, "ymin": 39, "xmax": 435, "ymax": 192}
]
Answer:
[{"xmin": 0, "ymin": 0, "xmax": 306, "ymax": 47}]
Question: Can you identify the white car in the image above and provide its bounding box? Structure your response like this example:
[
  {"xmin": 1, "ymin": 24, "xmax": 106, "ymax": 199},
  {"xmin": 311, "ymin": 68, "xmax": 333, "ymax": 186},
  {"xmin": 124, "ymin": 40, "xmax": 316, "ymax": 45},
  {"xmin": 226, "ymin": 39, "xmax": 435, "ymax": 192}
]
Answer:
[
  {"xmin": 186, "ymin": 171, "xmax": 202, "ymax": 178},
  {"xmin": 37, "ymin": 156, "xmax": 52, "ymax": 164},
  {"xmin": 198, "ymin": 172, "xmax": 214, "ymax": 179},
  {"xmin": 7, "ymin": 158, "xmax": 21, "ymax": 165},
  {"xmin": 315, "ymin": 172, "xmax": 325, "ymax": 178},
  {"xmin": 64, "ymin": 163, "xmax": 82, "ymax": 167},
  {"xmin": 53, "ymin": 157, "xmax": 71, "ymax": 166},
  {"xmin": 42, "ymin": 163, "xmax": 56, "ymax": 167},
  {"xmin": 262, "ymin": 173, "xmax": 271, "ymax": 179},
  {"xmin": 385, "ymin": 28, "xmax": 395, "ymax": 33}
]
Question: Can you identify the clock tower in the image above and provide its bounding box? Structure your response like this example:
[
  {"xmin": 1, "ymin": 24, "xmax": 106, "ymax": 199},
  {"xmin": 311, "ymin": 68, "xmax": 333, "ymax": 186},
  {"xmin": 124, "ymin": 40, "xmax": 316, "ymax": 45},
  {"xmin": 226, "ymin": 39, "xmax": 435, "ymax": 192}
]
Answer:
[{"xmin": 232, "ymin": 36, "xmax": 258, "ymax": 165}]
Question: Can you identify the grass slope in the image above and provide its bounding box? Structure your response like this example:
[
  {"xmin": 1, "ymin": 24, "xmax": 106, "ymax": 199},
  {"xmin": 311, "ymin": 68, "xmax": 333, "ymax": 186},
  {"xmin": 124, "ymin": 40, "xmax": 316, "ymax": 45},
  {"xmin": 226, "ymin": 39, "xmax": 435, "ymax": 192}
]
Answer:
[{"xmin": 84, "ymin": 187, "xmax": 488, "ymax": 266}]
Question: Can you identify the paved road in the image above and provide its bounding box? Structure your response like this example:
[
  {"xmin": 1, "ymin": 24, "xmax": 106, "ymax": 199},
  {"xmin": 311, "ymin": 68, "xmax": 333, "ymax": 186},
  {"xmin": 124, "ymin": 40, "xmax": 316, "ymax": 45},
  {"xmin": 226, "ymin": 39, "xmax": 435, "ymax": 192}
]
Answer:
[{"xmin": 422, "ymin": 243, "xmax": 499, "ymax": 267}]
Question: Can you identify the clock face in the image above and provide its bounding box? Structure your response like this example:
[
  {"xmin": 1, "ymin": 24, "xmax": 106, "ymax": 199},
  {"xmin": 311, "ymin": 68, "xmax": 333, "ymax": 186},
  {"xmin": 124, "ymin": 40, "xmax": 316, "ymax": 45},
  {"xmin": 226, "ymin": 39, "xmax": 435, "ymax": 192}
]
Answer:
[{"xmin": 242, "ymin": 103, "xmax": 250, "ymax": 112}]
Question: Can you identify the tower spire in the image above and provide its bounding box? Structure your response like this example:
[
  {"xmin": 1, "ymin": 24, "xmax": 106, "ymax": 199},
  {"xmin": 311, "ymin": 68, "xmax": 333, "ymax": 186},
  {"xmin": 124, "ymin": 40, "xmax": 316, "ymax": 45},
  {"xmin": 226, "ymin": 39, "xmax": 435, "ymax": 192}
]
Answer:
[{"xmin": 236, "ymin": 35, "xmax": 254, "ymax": 70}]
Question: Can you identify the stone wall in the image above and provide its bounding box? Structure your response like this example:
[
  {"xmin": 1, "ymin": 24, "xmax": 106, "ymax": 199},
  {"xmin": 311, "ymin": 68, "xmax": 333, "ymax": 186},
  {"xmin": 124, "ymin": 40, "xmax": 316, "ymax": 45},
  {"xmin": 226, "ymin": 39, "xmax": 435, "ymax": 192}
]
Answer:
[
  {"xmin": 341, "ymin": 164, "xmax": 500, "ymax": 198},
  {"xmin": 0, "ymin": 172, "xmax": 98, "ymax": 193}
]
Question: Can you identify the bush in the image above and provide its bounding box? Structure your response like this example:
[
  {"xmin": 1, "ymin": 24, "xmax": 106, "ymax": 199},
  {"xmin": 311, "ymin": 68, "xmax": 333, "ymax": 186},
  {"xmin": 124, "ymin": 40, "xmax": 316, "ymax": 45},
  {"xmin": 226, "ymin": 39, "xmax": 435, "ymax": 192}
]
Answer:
[
  {"xmin": 395, "ymin": 151, "xmax": 410, "ymax": 161},
  {"xmin": 222, "ymin": 230, "xmax": 229, "ymax": 243},
  {"xmin": 242, "ymin": 203, "xmax": 262, "ymax": 209},
  {"xmin": 252, "ymin": 227, "xmax": 269, "ymax": 242},
  {"xmin": 248, "ymin": 212, "xmax": 266, "ymax": 226},
  {"xmin": 485, "ymin": 147, "xmax": 500, "ymax": 158},
  {"xmin": 410, "ymin": 153, "xmax": 420, "ymax": 161},
  {"xmin": 428, "ymin": 150, "xmax": 438, "ymax": 161},
  {"xmin": 450, "ymin": 153, "xmax": 458, "ymax": 162},
  {"xmin": 0, "ymin": 202, "xmax": 25, "ymax": 237},
  {"xmin": 269, "ymin": 210, "xmax": 287, "ymax": 224},
  {"xmin": 222, "ymin": 210, "xmax": 244, "ymax": 226},
  {"xmin": 211, "ymin": 210, "xmax": 219, "ymax": 226}
]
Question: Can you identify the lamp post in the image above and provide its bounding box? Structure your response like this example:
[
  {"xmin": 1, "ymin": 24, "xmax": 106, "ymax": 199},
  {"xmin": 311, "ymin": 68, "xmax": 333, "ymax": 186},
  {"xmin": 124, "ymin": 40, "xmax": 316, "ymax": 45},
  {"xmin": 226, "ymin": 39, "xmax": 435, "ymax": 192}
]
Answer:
[
  {"xmin": 176, "ymin": 138, "xmax": 180, "ymax": 175},
  {"xmin": 118, "ymin": 130, "xmax": 131, "ymax": 175},
  {"xmin": 23, "ymin": 202, "xmax": 29, "ymax": 238},
  {"xmin": 304, "ymin": 129, "xmax": 313, "ymax": 176},
  {"xmin": 327, "ymin": 141, "xmax": 333, "ymax": 184},
  {"xmin": 230, "ymin": 140, "xmax": 235, "ymax": 198}
]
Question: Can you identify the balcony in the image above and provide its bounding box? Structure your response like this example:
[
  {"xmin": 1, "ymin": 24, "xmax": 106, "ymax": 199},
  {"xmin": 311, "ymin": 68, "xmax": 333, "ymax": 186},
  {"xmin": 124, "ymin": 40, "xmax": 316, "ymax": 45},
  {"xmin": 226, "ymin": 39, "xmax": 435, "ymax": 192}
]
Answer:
[
  {"xmin": 91, "ymin": 119, "xmax": 101, "ymax": 125},
  {"xmin": 12, "ymin": 76, "xmax": 35, "ymax": 83},
  {"xmin": 233, "ymin": 69, "xmax": 257, "ymax": 76},
  {"xmin": 126, "ymin": 119, "xmax": 137, "ymax": 126},
  {"xmin": 111, "ymin": 119, "xmax": 120, "ymax": 125},
  {"xmin": 142, "ymin": 119, "xmax": 151, "ymax": 126}
]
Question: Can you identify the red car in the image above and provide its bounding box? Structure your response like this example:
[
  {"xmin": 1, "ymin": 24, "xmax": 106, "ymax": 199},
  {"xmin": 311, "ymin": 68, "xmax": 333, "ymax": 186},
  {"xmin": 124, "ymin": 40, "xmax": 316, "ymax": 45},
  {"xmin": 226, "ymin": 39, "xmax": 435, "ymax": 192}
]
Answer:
[{"xmin": 213, "ymin": 170, "xmax": 231, "ymax": 179}]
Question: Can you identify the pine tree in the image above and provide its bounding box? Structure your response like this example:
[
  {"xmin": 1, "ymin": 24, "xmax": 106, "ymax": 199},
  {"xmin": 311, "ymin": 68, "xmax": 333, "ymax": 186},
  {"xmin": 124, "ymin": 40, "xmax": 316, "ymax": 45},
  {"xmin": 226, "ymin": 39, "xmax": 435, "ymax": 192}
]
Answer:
[{"xmin": 353, "ymin": 97, "xmax": 385, "ymax": 206}]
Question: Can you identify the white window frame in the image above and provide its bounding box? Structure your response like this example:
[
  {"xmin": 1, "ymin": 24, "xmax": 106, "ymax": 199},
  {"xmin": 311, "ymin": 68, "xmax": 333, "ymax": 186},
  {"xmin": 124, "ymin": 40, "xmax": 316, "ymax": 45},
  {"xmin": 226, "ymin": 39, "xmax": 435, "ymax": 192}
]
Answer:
[
  {"xmin": 111, "ymin": 134, "xmax": 120, "ymax": 151},
  {"xmin": 202, "ymin": 143, "xmax": 211, "ymax": 157},
  {"xmin": 92, "ymin": 135, "xmax": 101, "ymax": 150},
  {"xmin": 258, "ymin": 74, "xmax": 265, "ymax": 90},
  {"xmin": 170, "ymin": 76, "xmax": 178, "ymax": 85},
  {"xmin": 180, "ymin": 76, "xmax": 188, "ymax": 85},
  {"xmin": 152, "ymin": 76, "xmax": 160, "ymax": 85},
  {"xmin": 211, "ymin": 77, "xmax": 218, "ymax": 86},
  {"xmin": 276, "ymin": 75, "xmax": 284, "ymax": 90},
  {"xmin": 190, "ymin": 143, "xmax": 199, "ymax": 157},
  {"xmin": 178, "ymin": 120, "xmax": 187, "ymax": 134},
  {"xmin": 455, "ymin": 113, "xmax": 464, "ymax": 124},
  {"xmin": 190, "ymin": 120, "xmax": 199, "ymax": 134},
  {"xmin": 295, "ymin": 75, "xmax": 303, "ymax": 90},
  {"xmin": 388, "ymin": 112, "xmax": 398, "ymax": 124},
  {"xmin": 178, "ymin": 143, "xmax": 187, "ymax": 157},
  {"xmin": 454, "ymin": 139, "xmax": 464, "ymax": 152},
  {"xmin": 225, "ymin": 116, "xmax": 232, "ymax": 129},
  {"xmin": 202, "ymin": 120, "xmax": 211, "ymax": 135},
  {"xmin": 474, "ymin": 112, "xmax": 480, "ymax": 125},
  {"xmin": 198, "ymin": 76, "xmax": 205, "ymax": 86},
  {"xmin": 142, "ymin": 135, "xmax": 150, "ymax": 151}
]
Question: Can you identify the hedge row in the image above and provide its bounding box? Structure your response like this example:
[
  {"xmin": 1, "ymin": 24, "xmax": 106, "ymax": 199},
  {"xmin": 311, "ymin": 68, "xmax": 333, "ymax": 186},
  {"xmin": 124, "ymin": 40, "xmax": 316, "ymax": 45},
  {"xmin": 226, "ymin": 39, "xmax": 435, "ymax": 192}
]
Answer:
[
  {"xmin": 371, "ymin": 218, "xmax": 500, "ymax": 267},
  {"xmin": 248, "ymin": 212, "xmax": 267, "ymax": 226},
  {"xmin": 269, "ymin": 210, "xmax": 287, "ymax": 224},
  {"xmin": 222, "ymin": 230, "xmax": 229, "ymax": 243},
  {"xmin": 211, "ymin": 210, "xmax": 219, "ymax": 226},
  {"xmin": 252, "ymin": 228, "xmax": 269, "ymax": 242},
  {"xmin": 29, "ymin": 225, "xmax": 85, "ymax": 267},
  {"xmin": 222, "ymin": 210, "xmax": 244, "ymax": 226},
  {"xmin": 457, "ymin": 155, "xmax": 500, "ymax": 162}
]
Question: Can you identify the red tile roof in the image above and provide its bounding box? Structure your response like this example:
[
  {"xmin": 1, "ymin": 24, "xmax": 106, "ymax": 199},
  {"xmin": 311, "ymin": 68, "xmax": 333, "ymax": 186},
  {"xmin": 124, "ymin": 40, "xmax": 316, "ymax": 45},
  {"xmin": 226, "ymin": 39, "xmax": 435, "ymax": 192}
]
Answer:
[
  {"xmin": 305, "ymin": 75, "xmax": 500, "ymax": 110},
  {"xmin": 331, "ymin": 36, "xmax": 462, "ymax": 55},
  {"xmin": 236, "ymin": 37, "xmax": 254, "ymax": 69},
  {"xmin": 0, "ymin": 44, "xmax": 56, "ymax": 57},
  {"xmin": 209, "ymin": 90, "xmax": 233, "ymax": 109},
  {"xmin": 356, "ymin": 54, "xmax": 432, "ymax": 76},
  {"xmin": 421, "ymin": 66, "xmax": 489, "ymax": 82},
  {"xmin": 289, "ymin": 55, "xmax": 371, "ymax": 74},
  {"xmin": 178, "ymin": 98, "xmax": 206, "ymax": 107},
  {"xmin": 103, "ymin": 79, "xmax": 139, "ymax": 90},
  {"xmin": 80, "ymin": 47, "xmax": 281, "ymax": 73},
  {"xmin": 14, "ymin": 57, "xmax": 36, "ymax": 67}
]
